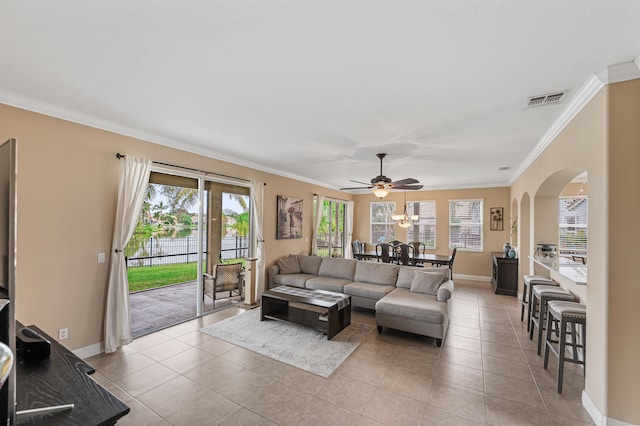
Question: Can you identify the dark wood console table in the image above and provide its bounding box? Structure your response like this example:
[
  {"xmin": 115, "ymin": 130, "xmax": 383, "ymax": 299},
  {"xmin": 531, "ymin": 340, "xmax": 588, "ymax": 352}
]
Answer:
[
  {"xmin": 15, "ymin": 324, "xmax": 129, "ymax": 425},
  {"xmin": 491, "ymin": 252, "xmax": 518, "ymax": 296}
]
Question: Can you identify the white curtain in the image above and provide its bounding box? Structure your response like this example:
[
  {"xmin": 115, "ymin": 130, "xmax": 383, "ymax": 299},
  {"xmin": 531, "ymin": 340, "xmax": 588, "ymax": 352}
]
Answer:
[
  {"xmin": 345, "ymin": 200, "xmax": 355, "ymax": 259},
  {"xmin": 105, "ymin": 155, "xmax": 152, "ymax": 353},
  {"xmin": 312, "ymin": 195, "xmax": 325, "ymax": 255},
  {"xmin": 250, "ymin": 180, "xmax": 265, "ymax": 295}
]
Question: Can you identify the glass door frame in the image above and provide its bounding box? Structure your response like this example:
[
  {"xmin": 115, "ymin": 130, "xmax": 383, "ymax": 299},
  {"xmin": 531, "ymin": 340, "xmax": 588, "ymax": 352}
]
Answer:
[{"xmin": 149, "ymin": 164, "xmax": 252, "ymax": 316}]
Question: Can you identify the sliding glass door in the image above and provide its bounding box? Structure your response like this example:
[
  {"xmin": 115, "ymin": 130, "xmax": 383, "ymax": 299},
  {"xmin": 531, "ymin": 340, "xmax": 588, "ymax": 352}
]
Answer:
[
  {"xmin": 315, "ymin": 198, "xmax": 346, "ymax": 258},
  {"xmin": 126, "ymin": 170, "xmax": 251, "ymax": 337}
]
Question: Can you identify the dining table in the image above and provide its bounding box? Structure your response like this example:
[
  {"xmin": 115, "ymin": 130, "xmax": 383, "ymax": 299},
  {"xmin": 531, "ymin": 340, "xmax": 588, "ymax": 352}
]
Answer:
[{"xmin": 355, "ymin": 250, "xmax": 453, "ymax": 267}]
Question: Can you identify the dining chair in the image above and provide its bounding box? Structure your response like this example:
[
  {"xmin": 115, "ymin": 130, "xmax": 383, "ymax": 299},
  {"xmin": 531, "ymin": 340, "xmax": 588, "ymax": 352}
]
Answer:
[
  {"xmin": 448, "ymin": 247, "xmax": 457, "ymax": 273},
  {"xmin": 410, "ymin": 241, "xmax": 426, "ymax": 256},
  {"xmin": 390, "ymin": 240, "xmax": 403, "ymax": 247},
  {"xmin": 375, "ymin": 243, "xmax": 393, "ymax": 263},
  {"xmin": 351, "ymin": 240, "xmax": 364, "ymax": 259},
  {"xmin": 396, "ymin": 243, "xmax": 415, "ymax": 266}
]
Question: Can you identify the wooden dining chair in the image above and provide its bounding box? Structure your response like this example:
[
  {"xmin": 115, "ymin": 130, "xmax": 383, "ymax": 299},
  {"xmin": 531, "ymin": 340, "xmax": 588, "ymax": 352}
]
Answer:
[
  {"xmin": 396, "ymin": 243, "xmax": 415, "ymax": 266},
  {"xmin": 448, "ymin": 247, "xmax": 457, "ymax": 273},
  {"xmin": 410, "ymin": 241, "xmax": 426, "ymax": 256},
  {"xmin": 375, "ymin": 243, "xmax": 393, "ymax": 263}
]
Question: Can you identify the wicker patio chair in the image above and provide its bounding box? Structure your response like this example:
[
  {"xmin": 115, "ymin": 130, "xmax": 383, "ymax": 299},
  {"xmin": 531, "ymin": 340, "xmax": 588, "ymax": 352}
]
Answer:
[{"xmin": 204, "ymin": 263, "xmax": 243, "ymax": 303}]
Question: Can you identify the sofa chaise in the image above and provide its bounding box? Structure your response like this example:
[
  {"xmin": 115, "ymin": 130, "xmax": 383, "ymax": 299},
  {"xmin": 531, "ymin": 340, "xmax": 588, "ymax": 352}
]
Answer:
[{"xmin": 267, "ymin": 254, "xmax": 454, "ymax": 346}]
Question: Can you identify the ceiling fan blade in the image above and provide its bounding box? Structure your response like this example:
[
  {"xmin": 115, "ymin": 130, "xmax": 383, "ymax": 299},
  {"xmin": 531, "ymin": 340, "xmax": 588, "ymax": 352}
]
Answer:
[
  {"xmin": 391, "ymin": 178, "xmax": 419, "ymax": 186},
  {"xmin": 340, "ymin": 186, "xmax": 372, "ymax": 190},
  {"xmin": 350, "ymin": 179, "xmax": 371, "ymax": 185},
  {"xmin": 393, "ymin": 184, "xmax": 424, "ymax": 190}
]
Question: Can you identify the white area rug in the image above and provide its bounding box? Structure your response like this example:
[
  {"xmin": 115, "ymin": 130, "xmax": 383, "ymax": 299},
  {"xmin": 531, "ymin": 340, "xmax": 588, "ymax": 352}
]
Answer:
[{"xmin": 199, "ymin": 308, "xmax": 374, "ymax": 378}]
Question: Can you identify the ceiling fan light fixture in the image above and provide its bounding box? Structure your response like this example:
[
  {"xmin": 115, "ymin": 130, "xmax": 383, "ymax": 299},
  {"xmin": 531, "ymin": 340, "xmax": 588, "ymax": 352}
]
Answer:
[{"xmin": 372, "ymin": 187, "xmax": 389, "ymax": 198}]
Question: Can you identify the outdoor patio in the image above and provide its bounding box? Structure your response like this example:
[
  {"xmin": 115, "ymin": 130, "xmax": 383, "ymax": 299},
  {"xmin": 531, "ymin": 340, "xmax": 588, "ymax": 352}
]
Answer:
[{"xmin": 129, "ymin": 281, "xmax": 242, "ymax": 338}]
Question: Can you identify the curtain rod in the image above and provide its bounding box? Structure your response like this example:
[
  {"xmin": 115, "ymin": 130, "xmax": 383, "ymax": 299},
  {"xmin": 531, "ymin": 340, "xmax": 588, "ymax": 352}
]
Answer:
[
  {"xmin": 314, "ymin": 193, "xmax": 349, "ymax": 203},
  {"xmin": 116, "ymin": 153, "xmax": 251, "ymax": 183}
]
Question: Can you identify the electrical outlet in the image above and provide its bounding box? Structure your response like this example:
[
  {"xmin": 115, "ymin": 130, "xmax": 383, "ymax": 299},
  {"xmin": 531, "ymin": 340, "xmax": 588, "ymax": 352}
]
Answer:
[
  {"xmin": 59, "ymin": 328, "xmax": 68, "ymax": 340},
  {"xmin": 98, "ymin": 252, "xmax": 105, "ymax": 263}
]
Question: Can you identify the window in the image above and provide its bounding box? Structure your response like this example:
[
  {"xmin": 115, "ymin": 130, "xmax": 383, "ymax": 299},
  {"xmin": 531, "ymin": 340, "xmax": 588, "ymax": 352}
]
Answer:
[
  {"xmin": 405, "ymin": 201, "xmax": 436, "ymax": 248},
  {"xmin": 449, "ymin": 199, "xmax": 483, "ymax": 251},
  {"xmin": 559, "ymin": 196, "xmax": 588, "ymax": 256},
  {"xmin": 370, "ymin": 202, "xmax": 396, "ymax": 244}
]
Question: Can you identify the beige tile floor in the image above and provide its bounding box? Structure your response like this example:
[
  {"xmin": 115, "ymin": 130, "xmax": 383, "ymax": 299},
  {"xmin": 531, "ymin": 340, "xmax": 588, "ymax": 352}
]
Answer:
[{"xmin": 87, "ymin": 279, "xmax": 594, "ymax": 425}]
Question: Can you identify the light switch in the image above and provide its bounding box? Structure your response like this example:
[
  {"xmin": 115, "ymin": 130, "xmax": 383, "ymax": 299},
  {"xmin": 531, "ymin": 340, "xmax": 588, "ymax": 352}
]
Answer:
[{"xmin": 98, "ymin": 252, "xmax": 106, "ymax": 263}]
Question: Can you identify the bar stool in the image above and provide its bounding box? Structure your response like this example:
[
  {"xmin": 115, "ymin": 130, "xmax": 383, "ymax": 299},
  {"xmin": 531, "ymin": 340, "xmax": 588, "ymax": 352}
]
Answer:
[
  {"xmin": 521, "ymin": 275, "xmax": 557, "ymax": 331},
  {"xmin": 543, "ymin": 301, "xmax": 586, "ymax": 392},
  {"xmin": 529, "ymin": 285, "xmax": 577, "ymax": 355}
]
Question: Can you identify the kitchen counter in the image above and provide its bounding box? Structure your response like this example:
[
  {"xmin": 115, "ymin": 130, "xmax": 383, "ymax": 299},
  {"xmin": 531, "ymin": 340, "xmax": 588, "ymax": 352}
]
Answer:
[{"xmin": 532, "ymin": 256, "xmax": 587, "ymax": 285}]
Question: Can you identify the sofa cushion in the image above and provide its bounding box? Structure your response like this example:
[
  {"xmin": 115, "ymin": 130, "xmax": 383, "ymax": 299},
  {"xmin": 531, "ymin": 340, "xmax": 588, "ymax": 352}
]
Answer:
[
  {"xmin": 318, "ymin": 257, "xmax": 357, "ymax": 280},
  {"xmin": 298, "ymin": 255, "xmax": 323, "ymax": 275},
  {"xmin": 410, "ymin": 270, "xmax": 443, "ymax": 295},
  {"xmin": 306, "ymin": 276, "xmax": 353, "ymax": 293},
  {"xmin": 375, "ymin": 288, "xmax": 447, "ymax": 324},
  {"xmin": 354, "ymin": 262, "xmax": 398, "ymax": 286},
  {"xmin": 343, "ymin": 282, "xmax": 395, "ymax": 300},
  {"xmin": 396, "ymin": 266, "xmax": 418, "ymax": 289},
  {"xmin": 397, "ymin": 266, "xmax": 448, "ymax": 289},
  {"xmin": 273, "ymin": 273, "xmax": 314, "ymax": 288},
  {"xmin": 277, "ymin": 255, "xmax": 301, "ymax": 274}
]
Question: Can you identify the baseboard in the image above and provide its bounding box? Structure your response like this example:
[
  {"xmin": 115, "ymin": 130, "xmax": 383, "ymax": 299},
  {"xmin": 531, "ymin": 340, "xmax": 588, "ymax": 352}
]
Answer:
[
  {"xmin": 582, "ymin": 390, "xmax": 633, "ymax": 426},
  {"xmin": 452, "ymin": 273, "xmax": 491, "ymax": 282},
  {"xmin": 73, "ymin": 341, "xmax": 103, "ymax": 360}
]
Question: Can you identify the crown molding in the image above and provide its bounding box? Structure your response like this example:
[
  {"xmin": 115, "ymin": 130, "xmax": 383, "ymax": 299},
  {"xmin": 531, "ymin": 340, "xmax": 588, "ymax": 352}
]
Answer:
[
  {"xmin": 509, "ymin": 74, "xmax": 604, "ymax": 185},
  {"xmin": 596, "ymin": 56, "xmax": 640, "ymax": 84},
  {"xmin": 0, "ymin": 89, "xmax": 336, "ymax": 189}
]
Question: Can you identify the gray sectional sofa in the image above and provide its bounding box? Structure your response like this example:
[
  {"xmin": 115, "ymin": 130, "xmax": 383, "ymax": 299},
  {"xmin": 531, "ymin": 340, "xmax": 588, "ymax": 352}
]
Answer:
[{"xmin": 267, "ymin": 254, "xmax": 454, "ymax": 346}]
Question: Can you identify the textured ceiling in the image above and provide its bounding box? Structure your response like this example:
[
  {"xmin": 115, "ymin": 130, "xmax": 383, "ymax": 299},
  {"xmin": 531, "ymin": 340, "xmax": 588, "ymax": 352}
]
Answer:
[{"xmin": 2, "ymin": 1, "xmax": 640, "ymax": 192}]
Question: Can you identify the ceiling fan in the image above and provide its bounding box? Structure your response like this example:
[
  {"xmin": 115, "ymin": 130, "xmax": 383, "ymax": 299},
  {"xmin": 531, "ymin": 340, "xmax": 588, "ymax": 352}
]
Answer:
[{"xmin": 340, "ymin": 153, "xmax": 423, "ymax": 198}]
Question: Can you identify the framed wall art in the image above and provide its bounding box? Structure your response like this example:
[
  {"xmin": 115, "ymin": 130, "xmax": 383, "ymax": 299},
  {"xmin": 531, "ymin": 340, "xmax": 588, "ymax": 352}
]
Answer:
[
  {"xmin": 490, "ymin": 207, "xmax": 504, "ymax": 231},
  {"xmin": 276, "ymin": 195, "xmax": 303, "ymax": 239}
]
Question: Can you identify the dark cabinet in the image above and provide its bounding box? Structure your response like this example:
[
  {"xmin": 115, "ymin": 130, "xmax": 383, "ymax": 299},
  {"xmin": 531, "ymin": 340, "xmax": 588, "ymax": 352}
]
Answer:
[{"xmin": 491, "ymin": 252, "xmax": 518, "ymax": 296}]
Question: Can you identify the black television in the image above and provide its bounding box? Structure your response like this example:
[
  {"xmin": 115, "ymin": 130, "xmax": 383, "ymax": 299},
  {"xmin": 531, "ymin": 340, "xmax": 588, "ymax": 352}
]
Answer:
[{"xmin": 0, "ymin": 138, "xmax": 17, "ymax": 424}]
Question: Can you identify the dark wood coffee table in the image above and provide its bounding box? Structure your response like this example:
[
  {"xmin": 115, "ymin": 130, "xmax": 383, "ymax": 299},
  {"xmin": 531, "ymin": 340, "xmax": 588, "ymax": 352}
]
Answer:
[{"xmin": 261, "ymin": 286, "xmax": 351, "ymax": 339}]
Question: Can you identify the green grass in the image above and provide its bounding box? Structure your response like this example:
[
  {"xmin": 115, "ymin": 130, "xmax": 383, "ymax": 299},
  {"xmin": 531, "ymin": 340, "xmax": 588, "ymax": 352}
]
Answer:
[
  {"xmin": 128, "ymin": 263, "xmax": 198, "ymax": 292},
  {"xmin": 127, "ymin": 260, "xmax": 246, "ymax": 292}
]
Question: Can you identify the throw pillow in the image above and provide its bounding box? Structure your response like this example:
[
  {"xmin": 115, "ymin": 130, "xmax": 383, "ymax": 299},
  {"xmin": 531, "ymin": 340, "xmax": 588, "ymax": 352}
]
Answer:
[
  {"xmin": 298, "ymin": 255, "xmax": 322, "ymax": 275},
  {"xmin": 277, "ymin": 255, "xmax": 301, "ymax": 274},
  {"xmin": 410, "ymin": 270, "xmax": 443, "ymax": 295}
]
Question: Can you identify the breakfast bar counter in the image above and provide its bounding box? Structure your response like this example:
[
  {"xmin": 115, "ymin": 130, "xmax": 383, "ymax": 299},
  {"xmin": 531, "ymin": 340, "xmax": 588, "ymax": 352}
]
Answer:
[{"xmin": 531, "ymin": 255, "xmax": 587, "ymax": 303}]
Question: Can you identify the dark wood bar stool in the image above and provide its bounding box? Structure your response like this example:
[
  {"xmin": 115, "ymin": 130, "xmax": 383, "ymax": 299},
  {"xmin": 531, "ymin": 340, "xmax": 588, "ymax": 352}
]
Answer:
[
  {"xmin": 521, "ymin": 275, "xmax": 557, "ymax": 331},
  {"xmin": 529, "ymin": 285, "xmax": 577, "ymax": 355},
  {"xmin": 543, "ymin": 300, "xmax": 586, "ymax": 392}
]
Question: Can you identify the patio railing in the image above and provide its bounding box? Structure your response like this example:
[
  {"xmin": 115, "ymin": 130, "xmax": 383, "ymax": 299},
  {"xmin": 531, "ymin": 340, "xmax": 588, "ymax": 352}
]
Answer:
[{"xmin": 125, "ymin": 235, "xmax": 249, "ymax": 267}]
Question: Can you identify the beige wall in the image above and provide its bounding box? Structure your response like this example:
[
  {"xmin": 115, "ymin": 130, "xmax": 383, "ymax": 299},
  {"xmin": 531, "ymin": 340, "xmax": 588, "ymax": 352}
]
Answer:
[
  {"xmin": 0, "ymin": 104, "xmax": 349, "ymax": 351},
  {"xmin": 351, "ymin": 187, "xmax": 512, "ymax": 278},
  {"xmin": 511, "ymin": 78, "xmax": 640, "ymax": 423},
  {"xmin": 607, "ymin": 79, "xmax": 640, "ymax": 421}
]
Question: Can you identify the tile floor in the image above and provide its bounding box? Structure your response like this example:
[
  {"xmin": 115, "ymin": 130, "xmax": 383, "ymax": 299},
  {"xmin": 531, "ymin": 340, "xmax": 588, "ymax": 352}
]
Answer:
[{"xmin": 87, "ymin": 279, "xmax": 594, "ymax": 425}]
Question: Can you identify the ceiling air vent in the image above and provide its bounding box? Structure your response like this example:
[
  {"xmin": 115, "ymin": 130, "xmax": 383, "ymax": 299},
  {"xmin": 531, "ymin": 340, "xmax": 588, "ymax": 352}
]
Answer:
[{"xmin": 525, "ymin": 91, "xmax": 568, "ymax": 109}]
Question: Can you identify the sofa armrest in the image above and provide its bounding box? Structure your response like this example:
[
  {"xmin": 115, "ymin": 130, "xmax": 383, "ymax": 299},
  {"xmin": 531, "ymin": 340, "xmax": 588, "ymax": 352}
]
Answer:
[
  {"xmin": 437, "ymin": 279, "xmax": 455, "ymax": 302},
  {"xmin": 267, "ymin": 264, "xmax": 280, "ymax": 290}
]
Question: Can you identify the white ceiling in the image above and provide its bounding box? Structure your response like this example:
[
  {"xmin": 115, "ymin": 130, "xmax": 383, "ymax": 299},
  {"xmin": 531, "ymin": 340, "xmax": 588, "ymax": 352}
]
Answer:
[{"xmin": 2, "ymin": 1, "xmax": 640, "ymax": 192}]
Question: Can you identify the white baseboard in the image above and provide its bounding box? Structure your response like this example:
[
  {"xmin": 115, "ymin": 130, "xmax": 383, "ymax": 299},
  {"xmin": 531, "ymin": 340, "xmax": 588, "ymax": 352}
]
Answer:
[
  {"xmin": 73, "ymin": 341, "xmax": 103, "ymax": 360},
  {"xmin": 582, "ymin": 390, "xmax": 633, "ymax": 426}
]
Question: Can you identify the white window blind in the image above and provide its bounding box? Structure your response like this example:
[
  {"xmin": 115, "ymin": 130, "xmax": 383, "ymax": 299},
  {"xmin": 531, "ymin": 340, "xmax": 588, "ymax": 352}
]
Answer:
[
  {"xmin": 406, "ymin": 201, "xmax": 436, "ymax": 248},
  {"xmin": 449, "ymin": 199, "xmax": 483, "ymax": 251},
  {"xmin": 370, "ymin": 202, "xmax": 396, "ymax": 244},
  {"xmin": 558, "ymin": 196, "xmax": 588, "ymax": 255}
]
